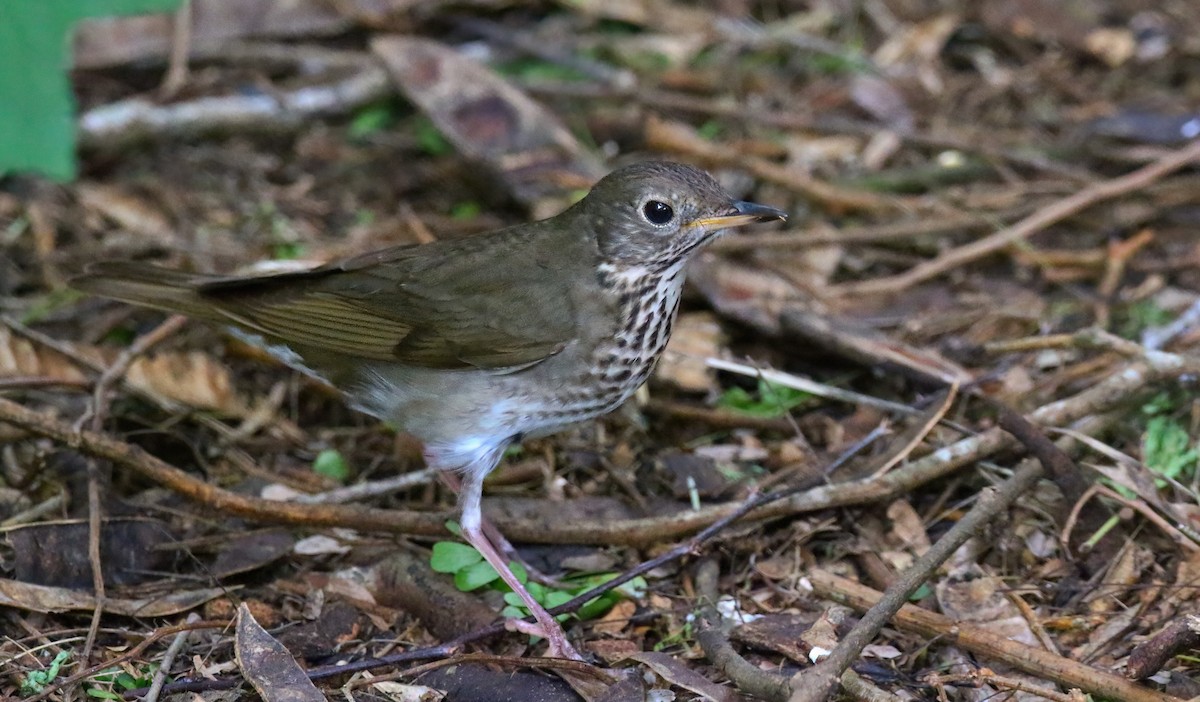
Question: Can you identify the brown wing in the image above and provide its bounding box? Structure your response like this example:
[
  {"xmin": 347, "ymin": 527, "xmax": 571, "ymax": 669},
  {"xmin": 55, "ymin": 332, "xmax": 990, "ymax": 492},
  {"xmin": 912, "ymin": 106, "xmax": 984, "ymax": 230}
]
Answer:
[{"xmin": 197, "ymin": 225, "xmax": 581, "ymax": 370}]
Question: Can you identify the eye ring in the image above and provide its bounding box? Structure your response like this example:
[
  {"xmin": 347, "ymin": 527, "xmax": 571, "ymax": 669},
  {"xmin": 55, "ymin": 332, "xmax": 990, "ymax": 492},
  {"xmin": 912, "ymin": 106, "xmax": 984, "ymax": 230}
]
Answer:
[{"xmin": 641, "ymin": 200, "xmax": 675, "ymax": 225}]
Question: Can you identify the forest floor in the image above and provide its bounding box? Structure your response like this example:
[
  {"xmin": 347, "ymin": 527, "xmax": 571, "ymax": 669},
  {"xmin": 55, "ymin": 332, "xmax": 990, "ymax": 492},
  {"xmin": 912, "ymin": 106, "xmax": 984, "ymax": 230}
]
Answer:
[{"xmin": 3, "ymin": 1, "xmax": 1200, "ymax": 701}]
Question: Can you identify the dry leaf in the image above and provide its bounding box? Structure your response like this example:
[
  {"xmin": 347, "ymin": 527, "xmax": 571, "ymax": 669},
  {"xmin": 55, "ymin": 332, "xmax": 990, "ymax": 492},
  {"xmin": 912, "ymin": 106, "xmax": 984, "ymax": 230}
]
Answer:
[
  {"xmin": 593, "ymin": 599, "xmax": 636, "ymax": 636},
  {"xmin": 0, "ymin": 328, "xmax": 251, "ymax": 417},
  {"xmin": 657, "ymin": 312, "xmax": 724, "ymax": 393}
]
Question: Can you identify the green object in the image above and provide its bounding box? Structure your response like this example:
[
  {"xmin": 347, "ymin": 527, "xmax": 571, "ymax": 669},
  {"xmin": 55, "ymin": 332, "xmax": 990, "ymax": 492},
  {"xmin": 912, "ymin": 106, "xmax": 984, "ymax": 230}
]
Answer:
[
  {"xmin": 348, "ymin": 103, "xmax": 397, "ymax": 140},
  {"xmin": 454, "ymin": 560, "xmax": 502, "ymax": 591},
  {"xmin": 429, "ymin": 541, "xmax": 482, "ymax": 573},
  {"xmin": 718, "ymin": 378, "xmax": 812, "ymax": 418},
  {"xmin": 1142, "ymin": 416, "xmax": 1199, "ymax": 483},
  {"xmin": 312, "ymin": 449, "xmax": 350, "ymax": 482},
  {"xmin": 21, "ymin": 650, "xmax": 70, "ymax": 694},
  {"xmin": 0, "ymin": 0, "xmax": 181, "ymax": 181}
]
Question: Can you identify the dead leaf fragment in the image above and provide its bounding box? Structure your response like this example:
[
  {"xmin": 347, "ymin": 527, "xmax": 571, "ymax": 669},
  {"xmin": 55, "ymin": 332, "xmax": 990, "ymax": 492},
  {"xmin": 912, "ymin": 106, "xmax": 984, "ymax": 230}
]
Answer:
[
  {"xmin": 370, "ymin": 36, "xmax": 603, "ymax": 212},
  {"xmin": 0, "ymin": 577, "xmax": 225, "ymax": 616},
  {"xmin": 235, "ymin": 603, "xmax": 326, "ymax": 702},
  {"xmin": 593, "ymin": 599, "xmax": 636, "ymax": 636},
  {"xmin": 625, "ymin": 651, "xmax": 739, "ymax": 702}
]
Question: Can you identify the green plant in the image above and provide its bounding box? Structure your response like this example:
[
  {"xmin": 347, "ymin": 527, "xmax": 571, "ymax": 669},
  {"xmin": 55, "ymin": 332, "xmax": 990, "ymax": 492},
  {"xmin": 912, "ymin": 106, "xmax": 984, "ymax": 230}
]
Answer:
[
  {"xmin": 348, "ymin": 102, "xmax": 398, "ymax": 140},
  {"xmin": 652, "ymin": 617, "xmax": 694, "ymax": 652},
  {"xmin": 717, "ymin": 378, "xmax": 811, "ymax": 418},
  {"xmin": 85, "ymin": 664, "xmax": 159, "ymax": 699},
  {"xmin": 312, "ymin": 449, "xmax": 350, "ymax": 483},
  {"xmin": 414, "ymin": 117, "xmax": 453, "ymax": 156},
  {"xmin": 1142, "ymin": 416, "xmax": 1199, "ymax": 485},
  {"xmin": 450, "ymin": 201, "xmax": 482, "ymax": 220},
  {"xmin": 429, "ymin": 525, "xmax": 645, "ymax": 634},
  {"xmin": 1117, "ymin": 300, "xmax": 1172, "ymax": 340},
  {"xmin": 20, "ymin": 650, "xmax": 70, "ymax": 695}
]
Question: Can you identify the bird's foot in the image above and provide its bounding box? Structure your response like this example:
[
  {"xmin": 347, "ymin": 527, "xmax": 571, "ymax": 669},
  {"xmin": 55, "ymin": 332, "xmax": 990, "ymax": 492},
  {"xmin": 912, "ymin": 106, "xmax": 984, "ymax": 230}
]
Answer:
[{"xmin": 504, "ymin": 618, "xmax": 584, "ymax": 661}]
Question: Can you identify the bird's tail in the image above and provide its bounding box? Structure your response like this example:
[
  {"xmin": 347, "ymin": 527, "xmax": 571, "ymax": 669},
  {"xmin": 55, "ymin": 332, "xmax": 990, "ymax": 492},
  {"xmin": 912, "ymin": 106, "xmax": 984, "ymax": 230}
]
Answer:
[{"xmin": 71, "ymin": 262, "xmax": 224, "ymax": 321}]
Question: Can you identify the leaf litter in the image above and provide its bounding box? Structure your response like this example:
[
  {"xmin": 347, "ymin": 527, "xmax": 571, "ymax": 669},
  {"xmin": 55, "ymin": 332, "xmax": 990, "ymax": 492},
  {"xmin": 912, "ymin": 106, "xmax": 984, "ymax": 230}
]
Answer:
[{"xmin": 3, "ymin": 1, "xmax": 1200, "ymax": 700}]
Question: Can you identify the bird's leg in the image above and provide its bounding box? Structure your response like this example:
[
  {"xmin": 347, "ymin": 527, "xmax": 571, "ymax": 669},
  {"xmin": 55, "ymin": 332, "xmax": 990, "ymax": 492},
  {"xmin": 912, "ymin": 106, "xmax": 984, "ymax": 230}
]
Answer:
[
  {"xmin": 438, "ymin": 471, "xmax": 569, "ymax": 588},
  {"xmin": 456, "ymin": 463, "xmax": 583, "ymax": 661}
]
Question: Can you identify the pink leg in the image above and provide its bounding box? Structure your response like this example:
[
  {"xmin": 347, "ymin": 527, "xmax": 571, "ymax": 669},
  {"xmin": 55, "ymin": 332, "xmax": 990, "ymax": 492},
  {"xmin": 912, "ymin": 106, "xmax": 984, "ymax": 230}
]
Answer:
[
  {"xmin": 443, "ymin": 463, "xmax": 582, "ymax": 660},
  {"xmin": 439, "ymin": 471, "xmax": 569, "ymax": 588}
]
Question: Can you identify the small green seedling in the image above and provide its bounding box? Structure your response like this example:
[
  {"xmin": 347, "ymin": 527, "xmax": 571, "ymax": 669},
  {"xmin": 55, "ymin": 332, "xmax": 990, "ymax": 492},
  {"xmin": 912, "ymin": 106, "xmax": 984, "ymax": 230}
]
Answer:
[
  {"xmin": 717, "ymin": 378, "xmax": 811, "ymax": 418},
  {"xmin": 21, "ymin": 650, "xmax": 70, "ymax": 695},
  {"xmin": 348, "ymin": 103, "xmax": 398, "ymax": 140},
  {"xmin": 430, "ymin": 522, "xmax": 645, "ymax": 636},
  {"xmin": 1142, "ymin": 416, "xmax": 1199, "ymax": 485},
  {"xmin": 85, "ymin": 663, "xmax": 159, "ymax": 700},
  {"xmin": 312, "ymin": 449, "xmax": 350, "ymax": 483},
  {"xmin": 414, "ymin": 118, "xmax": 453, "ymax": 156}
]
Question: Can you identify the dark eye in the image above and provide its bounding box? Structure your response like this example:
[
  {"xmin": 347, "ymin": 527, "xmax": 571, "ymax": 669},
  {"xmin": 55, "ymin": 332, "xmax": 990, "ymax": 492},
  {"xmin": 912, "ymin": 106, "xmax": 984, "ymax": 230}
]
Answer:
[{"xmin": 642, "ymin": 200, "xmax": 674, "ymax": 225}]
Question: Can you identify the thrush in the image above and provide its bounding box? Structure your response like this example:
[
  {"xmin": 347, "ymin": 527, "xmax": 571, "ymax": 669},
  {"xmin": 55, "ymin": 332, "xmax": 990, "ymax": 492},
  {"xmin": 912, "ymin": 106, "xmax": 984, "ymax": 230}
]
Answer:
[{"xmin": 73, "ymin": 160, "xmax": 786, "ymax": 659}]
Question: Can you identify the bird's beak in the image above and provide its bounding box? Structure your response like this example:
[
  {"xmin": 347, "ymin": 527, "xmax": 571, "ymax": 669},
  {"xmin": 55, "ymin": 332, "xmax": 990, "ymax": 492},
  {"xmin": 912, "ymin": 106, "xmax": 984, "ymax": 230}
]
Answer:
[{"xmin": 687, "ymin": 200, "xmax": 788, "ymax": 230}]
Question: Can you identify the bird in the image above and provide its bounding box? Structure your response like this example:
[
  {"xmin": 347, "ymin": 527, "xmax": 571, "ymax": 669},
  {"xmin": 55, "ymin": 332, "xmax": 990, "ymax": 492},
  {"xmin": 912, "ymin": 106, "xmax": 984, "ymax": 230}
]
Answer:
[{"xmin": 72, "ymin": 160, "xmax": 786, "ymax": 659}]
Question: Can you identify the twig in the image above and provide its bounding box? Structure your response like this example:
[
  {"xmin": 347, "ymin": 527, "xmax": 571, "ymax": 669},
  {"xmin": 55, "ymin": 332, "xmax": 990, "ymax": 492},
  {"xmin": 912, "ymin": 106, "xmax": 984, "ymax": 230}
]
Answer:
[
  {"xmin": 692, "ymin": 559, "xmax": 794, "ymax": 702},
  {"xmin": 1142, "ymin": 297, "xmax": 1200, "ymax": 350},
  {"xmin": 834, "ymin": 138, "xmax": 1200, "ymax": 296},
  {"xmin": 344, "ymin": 652, "xmax": 614, "ymax": 689},
  {"xmin": 0, "ymin": 395, "xmax": 450, "ymax": 536},
  {"xmin": 293, "ymin": 467, "xmax": 441, "ymax": 505},
  {"xmin": 806, "ymin": 570, "xmax": 1183, "ymax": 702},
  {"xmin": 75, "ymin": 315, "xmax": 187, "ymax": 432},
  {"xmin": 705, "ymin": 356, "xmax": 920, "ymax": 416},
  {"xmin": 1061, "ymin": 483, "xmax": 1200, "ymax": 553},
  {"xmin": 24, "ymin": 620, "xmax": 227, "ymax": 702},
  {"xmin": 643, "ymin": 398, "xmax": 797, "ymax": 433},
  {"xmin": 871, "ymin": 382, "xmax": 957, "ymax": 478},
  {"xmin": 79, "ymin": 45, "xmax": 391, "ymax": 149},
  {"xmin": 0, "ymin": 344, "xmax": 1193, "ymax": 546},
  {"xmin": 73, "ymin": 314, "xmax": 186, "ymax": 671},
  {"xmin": 141, "ymin": 613, "xmax": 199, "ymax": 702},
  {"xmin": 788, "ymin": 461, "xmax": 1046, "ymax": 702},
  {"xmin": 1127, "ymin": 615, "xmax": 1200, "ymax": 680},
  {"xmin": 932, "ymin": 670, "xmax": 1085, "ymax": 702}
]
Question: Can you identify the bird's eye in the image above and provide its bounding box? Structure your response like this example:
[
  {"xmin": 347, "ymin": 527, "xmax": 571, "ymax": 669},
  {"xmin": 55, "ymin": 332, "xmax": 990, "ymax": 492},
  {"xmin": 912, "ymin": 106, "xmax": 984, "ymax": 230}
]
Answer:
[{"xmin": 642, "ymin": 200, "xmax": 674, "ymax": 225}]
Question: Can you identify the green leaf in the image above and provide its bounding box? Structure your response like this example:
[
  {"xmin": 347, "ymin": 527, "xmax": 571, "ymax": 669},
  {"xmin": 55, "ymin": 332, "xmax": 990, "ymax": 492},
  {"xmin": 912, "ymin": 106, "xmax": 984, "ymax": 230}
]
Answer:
[
  {"xmin": 543, "ymin": 590, "xmax": 574, "ymax": 609},
  {"xmin": 312, "ymin": 449, "xmax": 350, "ymax": 483},
  {"xmin": 508, "ymin": 560, "xmax": 528, "ymax": 585},
  {"xmin": 1117, "ymin": 300, "xmax": 1173, "ymax": 340},
  {"xmin": 348, "ymin": 103, "xmax": 395, "ymax": 139},
  {"xmin": 85, "ymin": 690, "xmax": 123, "ymax": 700},
  {"xmin": 616, "ymin": 576, "xmax": 648, "ymax": 599},
  {"xmin": 503, "ymin": 591, "xmax": 527, "ymax": 608},
  {"xmin": 523, "ymin": 580, "xmax": 546, "ymax": 602},
  {"xmin": 414, "ymin": 118, "xmax": 452, "ymax": 156},
  {"xmin": 430, "ymin": 542, "xmax": 481, "ymax": 573},
  {"xmin": 272, "ymin": 241, "xmax": 306, "ymax": 261},
  {"xmin": 451, "ymin": 201, "xmax": 482, "ymax": 220},
  {"xmin": 1143, "ymin": 416, "xmax": 1199, "ymax": 483},
  {"xmin": 908, "ymin": 583, "xmax": 933, "ymax": 601},
  {"xmin": 20, "ymin": 650, "xmax": 70, "ymax": 693},
  {"xmin": 717, "ymin": 379, "xmax": 811, "ymax": 418},
  {"xmin": 501, "ymin": 605, "xmax": 527, "ymax": 619},
  {"xmin": 455, "ymin": 560, "xmax": 501, "ymax": 591},
  {"xmin": 444, "ymin": 520, "xmax": 463, "ymax": 537},
  {"xmin": 576, "ymin": 593, "xmax": 618, "ymax": 621}
]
